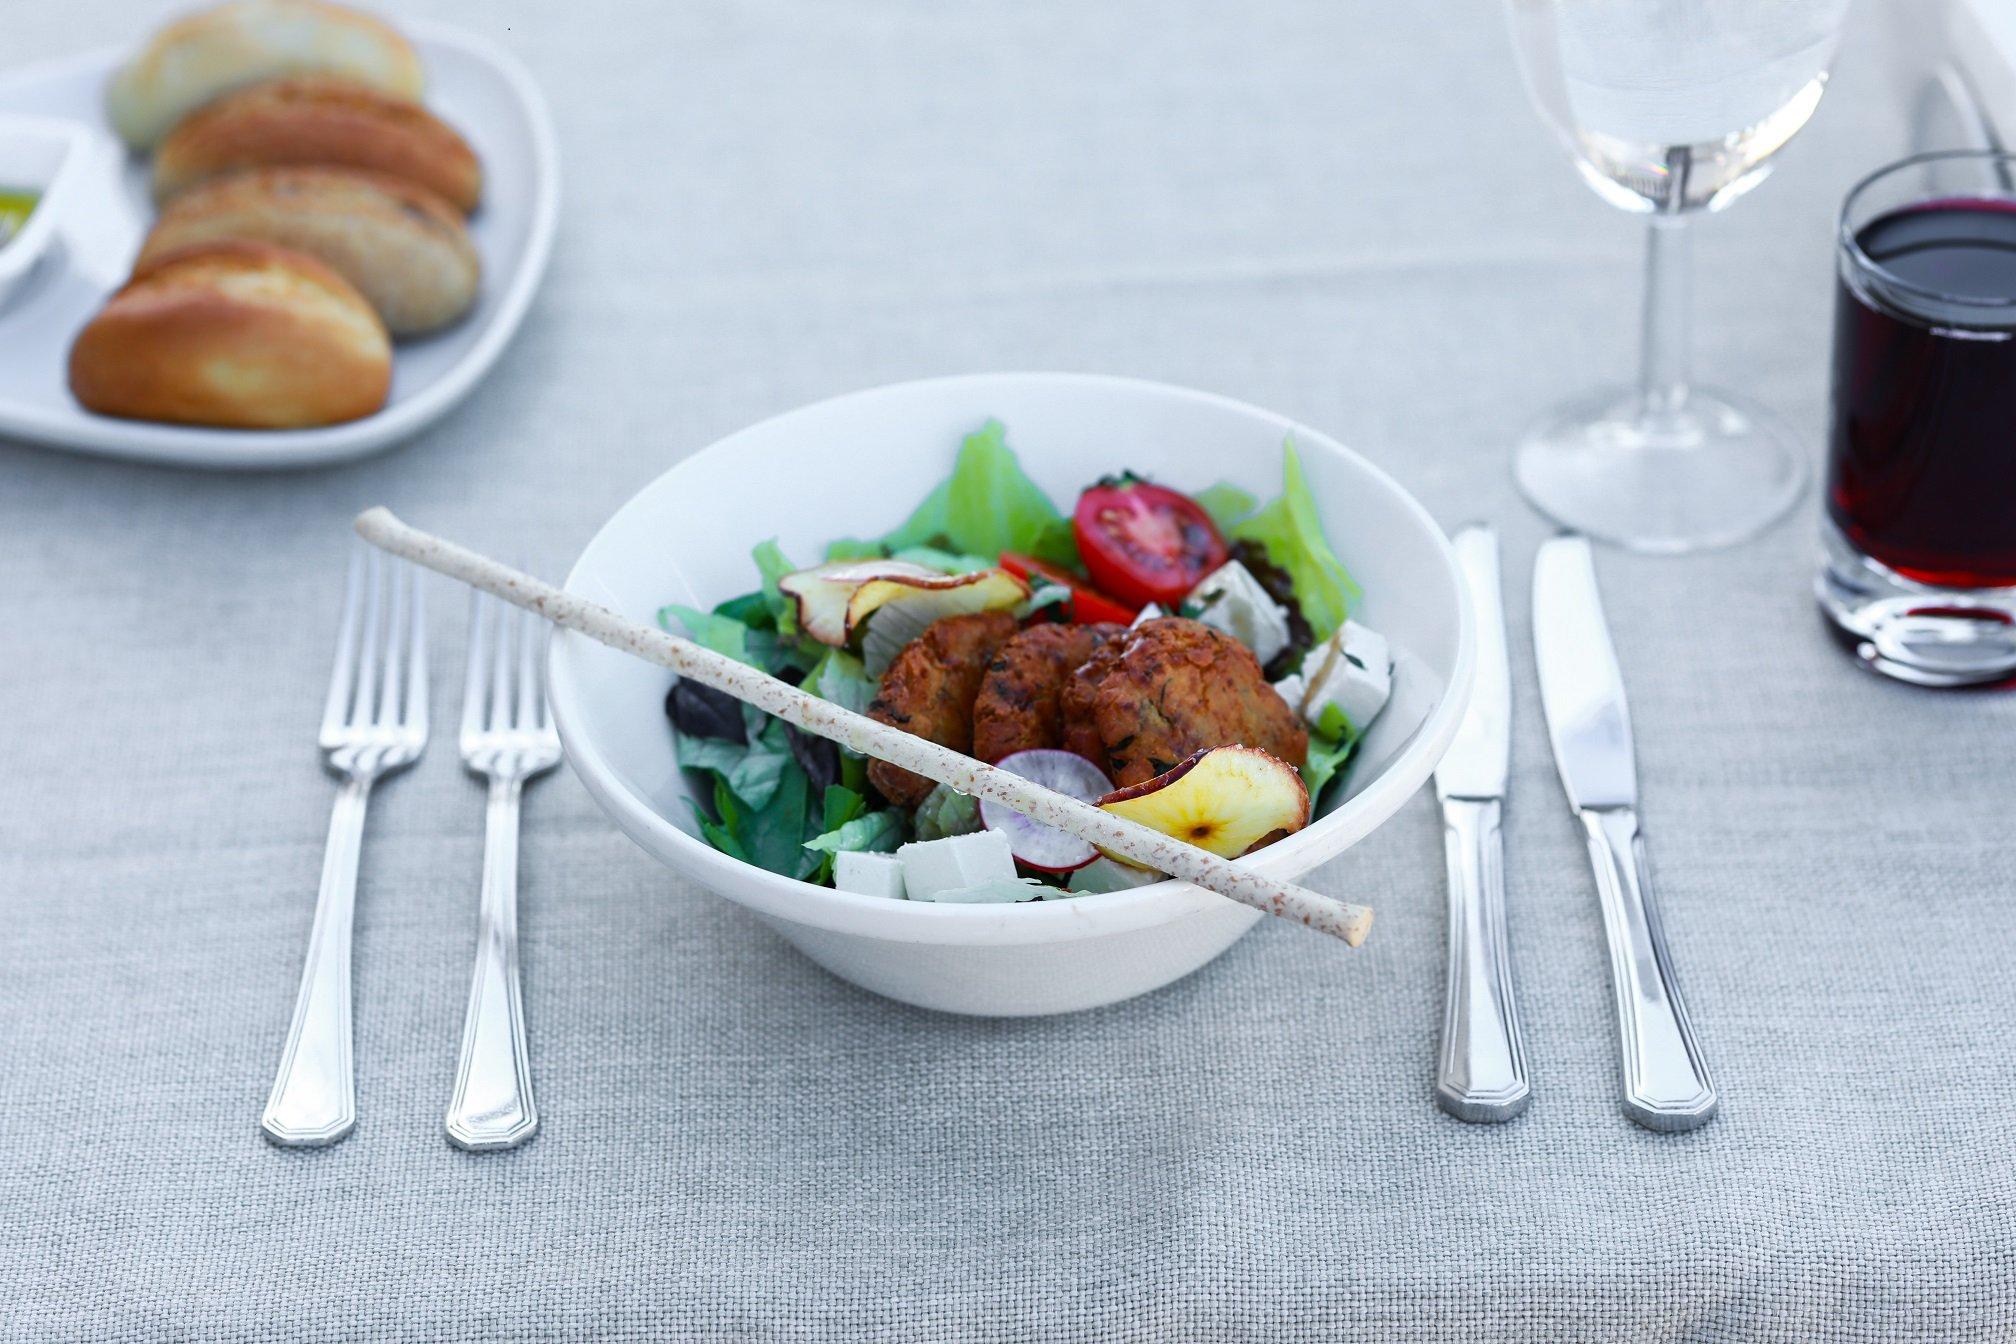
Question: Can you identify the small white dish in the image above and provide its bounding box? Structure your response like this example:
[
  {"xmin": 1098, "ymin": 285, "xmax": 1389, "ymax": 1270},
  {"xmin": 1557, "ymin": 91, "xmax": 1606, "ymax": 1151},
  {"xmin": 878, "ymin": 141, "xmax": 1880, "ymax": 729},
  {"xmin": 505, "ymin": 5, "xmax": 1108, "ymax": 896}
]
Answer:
[
  {"xmin": 0, "ymin": 20, "xmax": 557, "ymax": 470},
  {"xmin": 548, "ymin": 373, "xmax": 1475, "ymax": 1017},
  {"xmin": 0, "ymin": 114, "xmax": 88, "ymax": 310}
]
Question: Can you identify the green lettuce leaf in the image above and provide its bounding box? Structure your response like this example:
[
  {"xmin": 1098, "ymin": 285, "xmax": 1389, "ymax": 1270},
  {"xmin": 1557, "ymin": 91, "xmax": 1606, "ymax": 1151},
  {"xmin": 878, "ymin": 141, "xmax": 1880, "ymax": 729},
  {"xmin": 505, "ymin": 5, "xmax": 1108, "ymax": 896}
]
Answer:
[
  {"xmin": 912, "ymin": 784, "xmax": 982, "ymax": 841},
  {"xmin": 803, "ymin": 809, "xmax": 905, "ymax": 856},
  {"xmin": 660, "ymin": 604, "xmax": 760, "ymax": 668},
  {"xmin": 1228, "ymin": 440, "xmax": 1360, "ymax": 642},
  {"xmin": 1299, "ymin": 703, "xmax": 1360, "ymax": 804},
  {"xmin": 942, "ymin": 420, "xmax": 1078, "ymax": 566},
  {"xmin": 849, "ymin": 421, "xmax": 1078, "ymax": 569},
  {"xmin": 674, "ymin": 709, "xmax": 793, "ymax": 810},
  {"xmin": 735, "ymin": 763, "xmax": 820, "ymax": 880},
  {"xmin": 1194, "ymin": 482, "xmax": 1258, "ymax": 534},
  {"xmin": 804, "ymin": 784, "xmax": 870, "ymax": 883},
  {"xmin": 919, "ymin": 877, "xmax": 1046, "ymax": 904},
  {"xmin": 886, "ymin": 546, "xmax": 996, "ymax": 575},
  {"xmin": 752, "ymin": 538, "xmax": 799, "ymax": 637},
  {"xmin": 823, "ymin": 536, "xmax": 888, "ymax": 562},
  {"xmin": 807, "ymin": 648, "xmax": 876, "ymax": 719}
]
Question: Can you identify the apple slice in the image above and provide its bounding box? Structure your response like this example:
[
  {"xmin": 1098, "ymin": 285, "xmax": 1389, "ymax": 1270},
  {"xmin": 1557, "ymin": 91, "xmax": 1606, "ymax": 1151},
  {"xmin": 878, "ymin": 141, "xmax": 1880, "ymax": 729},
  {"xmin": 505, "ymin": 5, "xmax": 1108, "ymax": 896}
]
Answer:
[
  {"xmin": 1096, "ymin": 745, "xmax": 1310, "ymax": 862},
  {"xmin": 778, "ymin": 561, "xmax": 1028, "ymax": 652},
  {"xmin": 778, "ymin": 560, "xmax": 943, "ymax": 644},
  {"xmin": 855, "ymin": 570, "xmax": 1029, "ymax": 674}
]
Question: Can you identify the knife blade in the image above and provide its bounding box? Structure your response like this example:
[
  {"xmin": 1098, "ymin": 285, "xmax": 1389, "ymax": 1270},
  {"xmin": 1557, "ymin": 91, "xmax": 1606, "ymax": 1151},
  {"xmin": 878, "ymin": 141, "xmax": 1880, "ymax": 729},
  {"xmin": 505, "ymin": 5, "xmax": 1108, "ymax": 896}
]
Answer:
[
  {"xmin": 1531, "ymin": 535, "xmax": 1717, "ymax": 1133},
  {"xmin": 1530, "ymin": 537, "xmax": 1635, "ymax": 811},
  {"xmin": 1430, "ymin": 525, "xmax": 1529, "ymax": 1123}
]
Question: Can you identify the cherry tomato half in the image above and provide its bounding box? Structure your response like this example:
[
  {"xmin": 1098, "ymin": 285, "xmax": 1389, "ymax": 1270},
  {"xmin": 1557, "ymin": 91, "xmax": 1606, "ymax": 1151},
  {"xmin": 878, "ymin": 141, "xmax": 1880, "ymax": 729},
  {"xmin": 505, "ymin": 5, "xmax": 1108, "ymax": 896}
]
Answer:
[
  {"xmin": 998, "ymin": 552, "xmax": 1140, "ymax": 625},
  {"xmin": 1071, "ymin": 477, "xmax": 1228, "ymax": 608}
]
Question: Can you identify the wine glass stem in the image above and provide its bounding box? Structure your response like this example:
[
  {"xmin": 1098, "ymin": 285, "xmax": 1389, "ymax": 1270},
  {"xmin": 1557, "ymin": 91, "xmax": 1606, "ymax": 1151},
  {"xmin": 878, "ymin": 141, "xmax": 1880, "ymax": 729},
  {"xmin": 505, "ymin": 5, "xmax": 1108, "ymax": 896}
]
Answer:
[{"xmin": 1639, "ymin": 215, "xmax": 1692, "ymax": 423}]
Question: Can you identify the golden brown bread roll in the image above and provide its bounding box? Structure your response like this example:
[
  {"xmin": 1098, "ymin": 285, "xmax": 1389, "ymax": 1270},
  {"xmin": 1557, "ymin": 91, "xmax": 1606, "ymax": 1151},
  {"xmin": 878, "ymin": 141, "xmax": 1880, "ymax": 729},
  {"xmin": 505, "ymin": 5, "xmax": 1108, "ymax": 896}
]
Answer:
[
  {"xmin": 153, "ymin": 76, "xmax": 482, "ymax": 213},
  {"xmin": 107, "ymin": 0, "xmax": 424, "ymax": 150},
  {"xmin": 138, "ymin": 167, "xmax": 480, "ymax": 335},
  {"xmin": 68, "ymin": 240, "xmax": 391, "ymax": 429}
]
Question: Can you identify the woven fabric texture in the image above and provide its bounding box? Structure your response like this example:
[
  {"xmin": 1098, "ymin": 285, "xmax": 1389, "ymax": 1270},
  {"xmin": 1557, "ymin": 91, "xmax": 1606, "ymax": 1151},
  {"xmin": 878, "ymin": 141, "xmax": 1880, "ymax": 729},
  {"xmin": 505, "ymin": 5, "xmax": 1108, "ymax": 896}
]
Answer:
[{"xmin": 4, "ymin": 2, "xmax": 2012, "ymax": 1340}]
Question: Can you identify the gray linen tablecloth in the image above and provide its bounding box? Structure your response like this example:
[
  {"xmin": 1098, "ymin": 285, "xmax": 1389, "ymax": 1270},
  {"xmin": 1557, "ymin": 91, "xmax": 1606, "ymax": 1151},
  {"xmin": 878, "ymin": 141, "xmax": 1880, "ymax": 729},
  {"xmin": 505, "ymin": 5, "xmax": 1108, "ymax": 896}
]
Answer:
[{"xmin": 6, "ymin": 2, "xmax": 2014, "ymax": 1340}]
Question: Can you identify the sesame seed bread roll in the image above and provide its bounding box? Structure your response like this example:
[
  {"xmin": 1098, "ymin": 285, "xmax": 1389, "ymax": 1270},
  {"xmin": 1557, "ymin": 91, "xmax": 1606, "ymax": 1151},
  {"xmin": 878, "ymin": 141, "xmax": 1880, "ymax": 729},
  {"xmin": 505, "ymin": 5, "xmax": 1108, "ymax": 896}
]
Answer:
[
  {"xmin": 107, "ymin": 0, "xmax": 423, "ymax": 150},
  {"xmin": 153, "ymin": 76, "xmax": 482, "ymax": 214},
  {"xmin": 139, "ymin": 166, "xmax": 480, "ymax": 335},
  {"xmin": 68, "ymin": 239, "xmax": 391, "ymax": 429}
]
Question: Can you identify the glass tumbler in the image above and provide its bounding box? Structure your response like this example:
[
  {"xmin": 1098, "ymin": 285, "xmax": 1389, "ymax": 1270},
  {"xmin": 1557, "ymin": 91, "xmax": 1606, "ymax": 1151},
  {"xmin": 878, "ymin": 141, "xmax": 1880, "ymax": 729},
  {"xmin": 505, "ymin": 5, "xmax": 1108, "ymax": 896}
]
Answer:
[{"xmin": 1819, "ymin": 150, "xmax": 2016, "ymax": 686}]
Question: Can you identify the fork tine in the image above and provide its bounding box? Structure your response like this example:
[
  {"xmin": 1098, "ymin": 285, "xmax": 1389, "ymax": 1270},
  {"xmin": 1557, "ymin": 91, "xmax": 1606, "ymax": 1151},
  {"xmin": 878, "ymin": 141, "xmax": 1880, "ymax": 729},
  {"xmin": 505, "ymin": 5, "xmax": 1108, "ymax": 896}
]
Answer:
[
  {"xmin": 515, "ymin": 601, "xmax": 540, "ymax": 731},
  {"xmin": 403, "ymin": 565, "xmax": 428, "ymax": 734},
  {"xmin": 320, "ymin": 544, "xmax": 367, "ymax": 738},
  {"xmin": 348, "ymin": 547, "xmax": 384, "ymax": 727},
  {"xmin": 376, "ymin": 558, "xmax": 409, "ymax": 729},
  {"xmin": 461, "ymin": 587, "xmax": 491, "ymax": 742},
  {"xmin": 489, "ymin": 585, "xmax": 514, "ymax": 736}
]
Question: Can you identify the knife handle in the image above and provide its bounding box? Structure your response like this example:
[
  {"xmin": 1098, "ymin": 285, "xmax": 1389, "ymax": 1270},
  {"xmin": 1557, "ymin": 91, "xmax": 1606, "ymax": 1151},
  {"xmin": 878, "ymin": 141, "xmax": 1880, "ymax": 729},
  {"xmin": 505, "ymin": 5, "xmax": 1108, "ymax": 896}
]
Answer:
[
  {"xmin": 1436, "ymin": 798, "xmax": 1531, "ymax": 1123},
  {"xmin": 1579, "ymin": 807, "xmax": 1718, "ymax": 1132}
]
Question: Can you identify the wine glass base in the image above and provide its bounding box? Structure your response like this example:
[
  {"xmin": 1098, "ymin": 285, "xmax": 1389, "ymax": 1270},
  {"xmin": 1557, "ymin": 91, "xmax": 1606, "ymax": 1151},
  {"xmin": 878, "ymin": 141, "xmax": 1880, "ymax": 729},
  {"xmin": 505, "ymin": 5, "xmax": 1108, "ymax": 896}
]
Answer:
[{"xmin": 1513, "ymin": 386, "xmax": 1808, "ymax": 554}]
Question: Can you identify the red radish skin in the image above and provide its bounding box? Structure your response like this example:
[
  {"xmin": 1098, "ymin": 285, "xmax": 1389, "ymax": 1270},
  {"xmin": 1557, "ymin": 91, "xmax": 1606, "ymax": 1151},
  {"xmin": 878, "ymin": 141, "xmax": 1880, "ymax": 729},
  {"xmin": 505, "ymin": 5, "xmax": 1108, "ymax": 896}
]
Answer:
[{"xmin": 979, "ymin": 749, "xmax": 1116, "ymax": 874}]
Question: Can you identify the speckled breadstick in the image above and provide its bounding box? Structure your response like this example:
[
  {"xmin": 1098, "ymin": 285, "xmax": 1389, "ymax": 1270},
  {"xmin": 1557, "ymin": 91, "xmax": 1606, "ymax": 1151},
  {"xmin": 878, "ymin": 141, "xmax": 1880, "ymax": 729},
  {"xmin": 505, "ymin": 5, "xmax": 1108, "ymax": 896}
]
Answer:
[{"xmin": 354, "ymin": 508, "xmax": 1373, "ymax": 946}]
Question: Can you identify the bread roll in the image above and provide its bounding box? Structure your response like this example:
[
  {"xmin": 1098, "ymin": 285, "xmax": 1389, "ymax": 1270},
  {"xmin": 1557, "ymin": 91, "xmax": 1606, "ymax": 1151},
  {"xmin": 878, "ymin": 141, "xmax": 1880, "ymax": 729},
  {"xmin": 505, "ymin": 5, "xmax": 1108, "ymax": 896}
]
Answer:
[
  {"xmin": 107, "ymin": 0, "xmax": 423, "ymax": 150},
  {"xmin": 68, "ymin": 240, "xmax": 391, "ymax": 429},
  {"xmin": 153, "ymin": 76, "xmax": 482, "ymax": 213},
  {"xmin": 139, "ymin": 167, "xmax": 479, "ymax": 335}
]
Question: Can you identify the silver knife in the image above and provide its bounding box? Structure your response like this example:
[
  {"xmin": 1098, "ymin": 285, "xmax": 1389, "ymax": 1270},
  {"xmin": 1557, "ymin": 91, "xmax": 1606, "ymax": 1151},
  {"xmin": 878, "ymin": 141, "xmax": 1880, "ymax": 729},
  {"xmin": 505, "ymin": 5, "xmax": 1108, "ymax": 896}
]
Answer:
[
  {"xmin": 1531, "ymin": 536, "xmax": 1717, "ymax": 1133},
  {"xmin": 1432, "ymin": 525, "xmax": 1531, "ymax": 1123}
]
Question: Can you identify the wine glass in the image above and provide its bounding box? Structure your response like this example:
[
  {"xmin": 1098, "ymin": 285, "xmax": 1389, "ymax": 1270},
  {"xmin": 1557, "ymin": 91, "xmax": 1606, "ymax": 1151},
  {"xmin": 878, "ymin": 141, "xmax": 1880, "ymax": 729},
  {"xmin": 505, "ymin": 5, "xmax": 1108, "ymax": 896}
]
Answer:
[{"xmin": 1505, "ymin": 0, "xmax": 1855, "ymax": 553}]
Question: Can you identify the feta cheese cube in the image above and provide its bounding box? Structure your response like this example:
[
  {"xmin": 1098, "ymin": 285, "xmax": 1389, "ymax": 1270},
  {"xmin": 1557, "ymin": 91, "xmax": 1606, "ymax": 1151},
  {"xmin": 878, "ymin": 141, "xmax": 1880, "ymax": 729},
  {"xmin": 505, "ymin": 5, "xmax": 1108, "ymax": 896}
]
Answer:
[
  {"xmin": 1271, "ymin": 672, "xmax": 1307, "ymax": 710},
  {"xmin": 1184, "ymin": 561, "xmax": 1291, "ymax": 665},
  {"xmin": 1300, "ymin": 620, "xmax": 1392, "ymax": 734},
  {"xmin": 1131, "ymin": 603, "xmax": 1166, "ymax": 628},
  {"xmin": 896, "ymin": 829, "xmax": 1018, "ymax": 901},
  {"xmin": 833, "ymin": 851, "xmax": 907, "ymax": 900}
]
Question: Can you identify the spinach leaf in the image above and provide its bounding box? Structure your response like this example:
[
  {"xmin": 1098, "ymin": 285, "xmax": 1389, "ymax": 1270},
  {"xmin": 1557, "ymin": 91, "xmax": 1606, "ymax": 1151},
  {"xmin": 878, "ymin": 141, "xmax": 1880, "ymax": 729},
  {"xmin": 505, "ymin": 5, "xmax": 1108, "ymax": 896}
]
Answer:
[
  {"xmin": 674, "ymin": 711, "xmax": 793, "ymax": 811},
  {"xmin": 711, "ymin": 590, "xmax": 773, "ymax": 631}
]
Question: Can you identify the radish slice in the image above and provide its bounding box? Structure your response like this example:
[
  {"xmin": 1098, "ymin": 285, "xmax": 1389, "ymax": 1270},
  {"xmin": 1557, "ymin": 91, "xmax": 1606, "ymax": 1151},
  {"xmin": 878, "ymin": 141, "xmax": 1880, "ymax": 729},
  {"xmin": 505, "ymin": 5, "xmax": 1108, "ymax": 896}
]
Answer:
[{"xmin": 979, "ymin": 749, "xmax": 1115, "ymax": 873}]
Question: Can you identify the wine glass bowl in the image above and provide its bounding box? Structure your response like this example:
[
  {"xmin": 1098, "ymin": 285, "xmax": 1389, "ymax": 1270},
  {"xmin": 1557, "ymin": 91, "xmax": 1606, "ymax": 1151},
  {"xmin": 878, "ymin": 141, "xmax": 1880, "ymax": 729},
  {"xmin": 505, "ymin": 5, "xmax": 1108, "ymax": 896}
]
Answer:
[{"xmin": 1505, "ymin": 0, "xmax": 1854, "ymax": 552}]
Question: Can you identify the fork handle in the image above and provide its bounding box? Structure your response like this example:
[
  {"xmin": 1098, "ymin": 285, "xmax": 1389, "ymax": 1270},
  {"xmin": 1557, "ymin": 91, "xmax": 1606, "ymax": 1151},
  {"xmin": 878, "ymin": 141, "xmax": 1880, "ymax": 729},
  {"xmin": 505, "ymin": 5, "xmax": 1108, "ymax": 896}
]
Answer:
[
  {"xmin": 1580, "ymin": 806, "xmax": 1718, "ymax": 1132},
  {"xmin": 445, "ymin": 776, "xmax": 538, "ymax": 1151},
  {"xmin": 262, "ymin": 775, "xmax": 370, "ymax": 1147}
]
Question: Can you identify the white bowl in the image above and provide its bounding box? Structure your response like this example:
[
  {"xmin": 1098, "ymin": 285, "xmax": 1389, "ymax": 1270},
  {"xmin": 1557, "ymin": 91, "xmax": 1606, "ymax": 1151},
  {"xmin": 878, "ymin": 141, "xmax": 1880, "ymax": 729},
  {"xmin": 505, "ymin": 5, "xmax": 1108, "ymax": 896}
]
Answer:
[
  {"xmin": 0, "ymin": 114, "xmax": 88, "ymax": 310},
  {"xmin": 548, "ymin": 373, "xmax": 1474, "ymax": 1016}
]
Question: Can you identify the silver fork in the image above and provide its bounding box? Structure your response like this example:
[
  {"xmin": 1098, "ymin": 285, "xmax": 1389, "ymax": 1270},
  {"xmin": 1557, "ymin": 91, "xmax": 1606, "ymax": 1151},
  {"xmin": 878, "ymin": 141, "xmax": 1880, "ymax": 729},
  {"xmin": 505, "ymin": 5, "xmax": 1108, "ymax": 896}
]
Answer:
[
  {"xmin": 444, "ymin": 589, "xmax": 560, "ymax": 1151},
  {"xmin": 262, "ymin": 546, "xmax": 428, "ymax": 1147}
]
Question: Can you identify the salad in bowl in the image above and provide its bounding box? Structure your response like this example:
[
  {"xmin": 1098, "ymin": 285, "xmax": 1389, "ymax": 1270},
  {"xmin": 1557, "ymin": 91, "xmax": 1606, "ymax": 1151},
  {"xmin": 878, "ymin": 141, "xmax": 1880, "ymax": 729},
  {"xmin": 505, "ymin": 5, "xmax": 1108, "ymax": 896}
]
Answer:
[
  {"xmin": 547, "ymin": 373, "xmax": 1471, "ymax": 1015},
  {"xmin": 659, "ymin": 418, "xmax": 1398, "ymax": 907}
]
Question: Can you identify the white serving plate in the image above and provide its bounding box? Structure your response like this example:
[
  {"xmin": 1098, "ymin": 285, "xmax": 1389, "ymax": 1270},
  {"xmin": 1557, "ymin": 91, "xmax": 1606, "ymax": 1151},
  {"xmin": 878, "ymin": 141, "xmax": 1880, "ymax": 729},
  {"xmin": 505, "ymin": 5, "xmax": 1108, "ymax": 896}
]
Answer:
[
  {"xmin": 0, "ymin": 20, "xmax": 557, "ymax": 470},
  {"xmin": 548, "ymin": 373, "xmax": 1475, "ymax": 1017}
]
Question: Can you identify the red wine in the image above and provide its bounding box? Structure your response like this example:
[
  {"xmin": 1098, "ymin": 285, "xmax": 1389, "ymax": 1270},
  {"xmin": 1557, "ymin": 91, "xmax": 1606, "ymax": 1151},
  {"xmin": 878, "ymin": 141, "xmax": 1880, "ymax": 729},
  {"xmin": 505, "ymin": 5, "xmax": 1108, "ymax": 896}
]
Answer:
[{"xmin": 1826, "ymin": 198, "xmax": 2016, "ymax": 588}]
